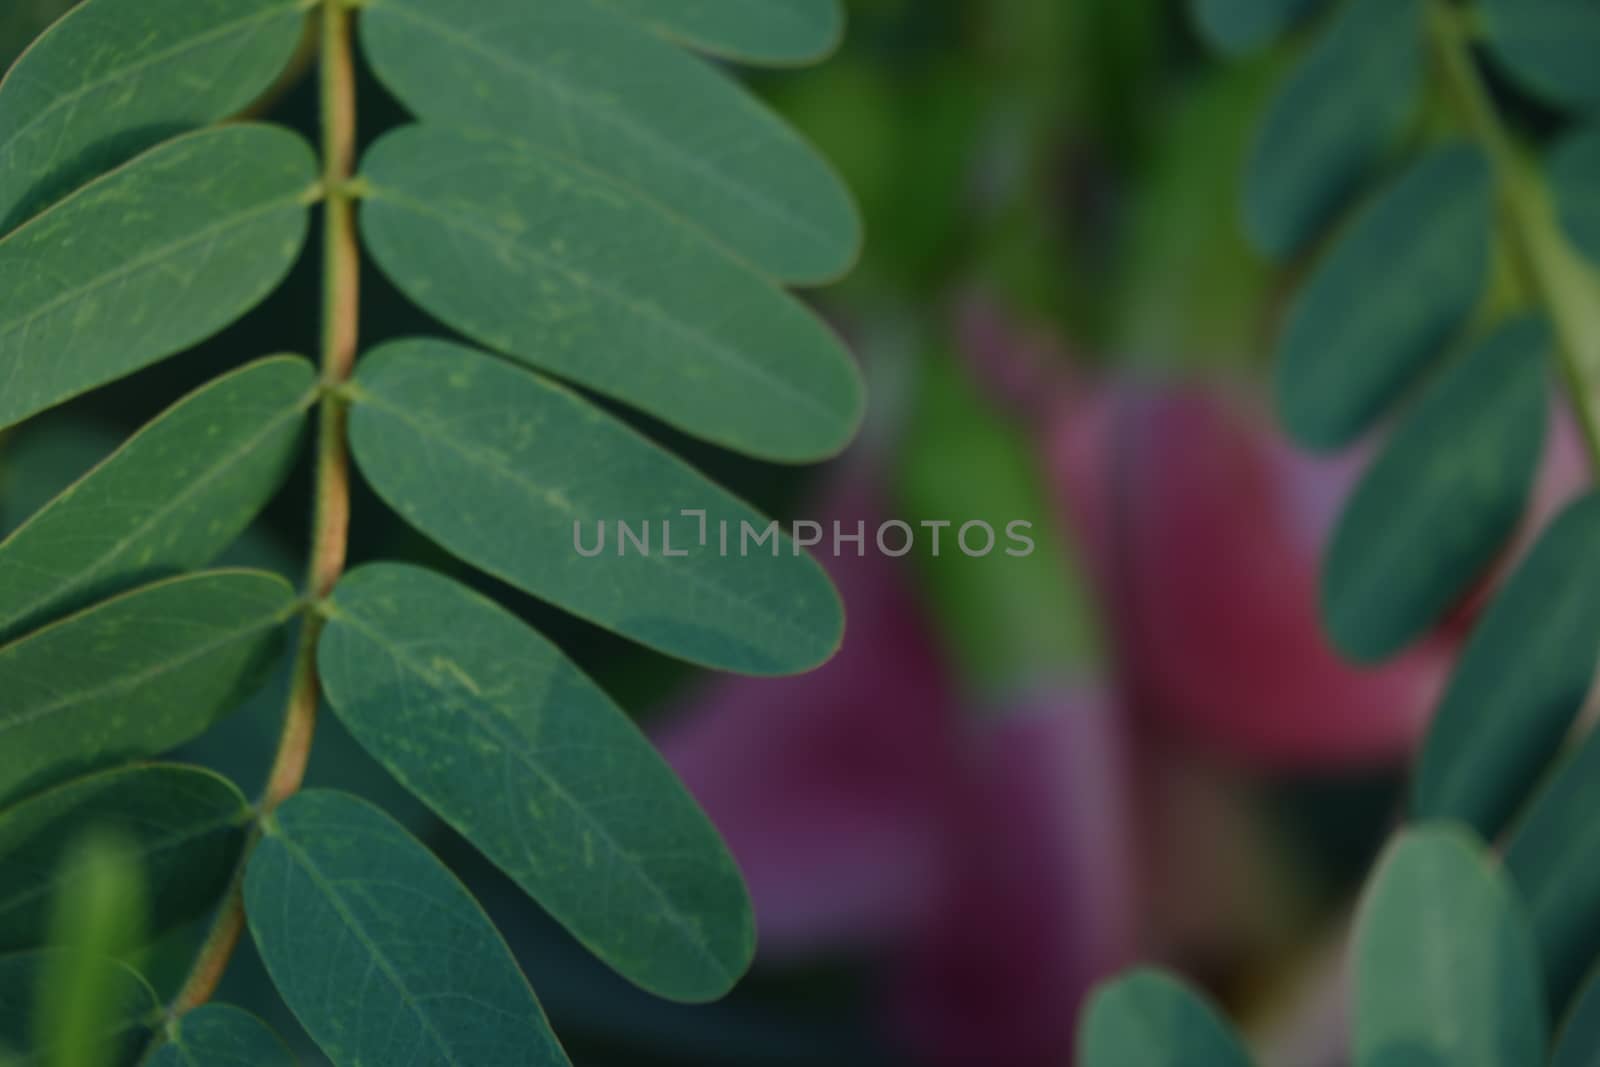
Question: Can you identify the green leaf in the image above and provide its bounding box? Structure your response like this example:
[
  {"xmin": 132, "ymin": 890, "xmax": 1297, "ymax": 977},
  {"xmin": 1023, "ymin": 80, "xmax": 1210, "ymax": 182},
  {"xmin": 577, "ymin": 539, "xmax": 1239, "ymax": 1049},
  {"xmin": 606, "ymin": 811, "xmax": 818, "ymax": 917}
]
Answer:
[
  {"xmin": 346, "ymin": 339, "xmax": 844, "ymax": 675},
  {"xmin": 1275, "ymin": 144, "xmax": 1493, "ymax": 450},
  {"xmin": 0, "ymin": 953, "xmax": 157, "ymax": 1067},
  {"xmin": 1189, "ymin": 0, "xmax": 1318, "ymax": 56},
  {"xmin": 0, "ymin": 124, "xmax": 317, "ymax": 433},
  {"xmin": 37, "ymin": 836, "xmax": 146, "ymax": 1067},
  {"xmin": 357, "ymin": 126, "xmax": 862, "ymax": 462},
  {"xmin": 595, "ymin": 0, "xmax": 843, "ymax": 64},
  {"xmin": 1244, "ymin": 0, "xmax": 1424, "ymax": 259},
  {"xmin": 0, "ymin": 0, "xmax": 309, "ymax": 232},
  {"xmin": 0, "ymin": 569, "xmax": 295, "ymax": 805},
  {"xmin": 1414, "ymin": 493, "xmax": 1600, "ymax": 838},
  {"xmin": 245, "ymin": 790, "xmax": 570, "ymax": 1067},
  {"xmin": 1549, "ymin": 125, "xmax": 1600, "ymax": 268},
  {"xmin": 1555, "ymin": 967, "xmax": 1600, "ymax": 1067},
  {"xmin": 0, "ymin": 356, "xmax": 315, "ymax": 643},
  {"xmin": 1323, "ymin": 316, "xmax": 1550, "ymax": 663},
  {"xmin": 1506, "ymin": 717, "xmax": 1600, "ymax": 1008},
  {"xmin": 1077, "ymin": 968, "xmax": 1252, "ymax": 1066},
  {"xmin": 1354, "ymin": 826, "xmax": 1547, "ymax": 1067},
  {"xmin": 358, "ymin": 0, "xmax": 860, "ymax": 283},
  {"xmin": 1481, "ymin": 0, "xmax": 1600, "ymax": 113},
  {"xmin": 147, "ymin": 1004, "xmax": 297, "ymax": 1067},
  {"xmin": 319, "ymin": 564, "xmax": 754, "ymax": 1002},
  {"xmin": 0, "ymin": 764, "xmax": 249, "ymax": 953}
]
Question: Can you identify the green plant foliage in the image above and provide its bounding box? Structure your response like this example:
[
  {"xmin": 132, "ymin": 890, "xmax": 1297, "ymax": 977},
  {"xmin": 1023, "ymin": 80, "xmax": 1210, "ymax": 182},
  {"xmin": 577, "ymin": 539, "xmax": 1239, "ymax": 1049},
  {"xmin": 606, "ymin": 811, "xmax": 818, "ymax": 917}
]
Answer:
[
  {"xmin": 0, "ymin": 765, "xmax": 248, "ymax": 952},
  {"xmin": 1189, "ymin": 0, "xmax": 1319, "ymax": 56},
  {"xmin": 1480, "ymin": 0, "xmax": 1600, "ymax": 112},
  {"xmin": 1243, "ymin": 0, "xmax": 1424, "ymax": 259},
  {"xmin": 319, "ymin": 564, "xmax": 753, "ymax": 1002},
  {"xmin": 146, "ymin": 1004, "xmax": 296, "ymax": 1067},
  {"xmin": 0, "ymin": 953, "xmax": 158, "ymax": 1066},
  {"xmin": 0, "ymin": 0, "xmax": 858, "ymax": 1055},
  {"xmin": 358, "ymin": 0, "xmax": 859, "ymax": 284},
  {"xmin": 1275, "ymin": 144, "xmax": 1493, "ymax": 450},
  {"xmin": 1354, "ymin": 826, "xmax": 1547, "ymax": 1067},
  {"xmin": 1323, "ymin": 316, "xmax": 1550, "ymax": 662},
  {"xmin": 244, "ymin": 791, "xmax": 570, "ymax": 1067},
  {"xmin": 1414, "ymin": 493, "xmax": 1600, "ymax": 838},
  {"xmin": 357, "ymin": 126, "xmax": 862, "ymax": 461},
  {"xmin": 1077, "ymin": 968, "xmax": 1253, "ymax": 1066},
  {"xmin": 345, "ymin": 340, "xmax": 843, "ymax": 675},
  {"xmin": 599, "ymin": 0, "xmax": 842, "ymax": 64},
  {"xmin": 1549, "ymin": 126, "xmax": 1600, "ymax": 265},
  {"xmin": 0, "ymin": 571, "xmax": 294, "ymax": 804},
  {"xmin": 1507, "ymin": 722, "xmax": 1600, "ymax": 1008},
  {"xmin": 0, "ymin": 357, "xmax": 314, "ymax": 642},
  {"xmin": 0, "ymin": 125, "xmax": 316, "ymax": 432},
  {"xmin": 0, "ymin": 0, "xmax": 307, "ymax": 231},
  {"xmin": 1556, "ymin": 968, "xmax": 1600, "ymax": 1067}
]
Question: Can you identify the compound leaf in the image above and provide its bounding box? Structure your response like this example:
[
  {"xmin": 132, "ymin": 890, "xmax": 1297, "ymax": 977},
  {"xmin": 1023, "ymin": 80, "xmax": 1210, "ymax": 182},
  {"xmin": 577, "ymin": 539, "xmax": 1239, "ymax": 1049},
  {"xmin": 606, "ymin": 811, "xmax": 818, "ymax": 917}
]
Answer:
[
  {"xmin": 1077, "ymin": 968, "xmax": 1252, "ymax": 1067},
  {"xmin": 1276, "ymin": 143, "xmax": 1493, "ymax": 450},
  {"xmin": 0, "ymin": 124, "xmax": 317, "ymax": 433},
  {"xmin": 1245, "ymin": 0, "xmax": 1424, "ymax": 259},
  {"xmin": 0, "ymin": 0, "xmax": 309, "ymax": 232},
  {"xmin": 0, "ymin": 764, "xmax": 248, "ymax": 952},
  {"xmin": 1415, "ymin": 494, "xmax": 1600, "ymax": 839},
  {"xmin": 358, "ymin": 126, "xmax": 862, "ymax": 462},
  {"xmin": 319, "ymin": 564, "xmax": 754, "ymax": 1002},
  {"xmin": 1355, "ymin": 826, "xmax": 1547, "ymax": 1067},
  {"xmin": 0, "ymin": 356, "xmax": 315, "ymax": 643},
  {"xmin": 1323, "ymin": 316, "xmax": 1550, "ymax": 662},
  {"xmin": 1507, "ymin": 718, "xmax": 1600, "ymax": 1008},
  {"xmin": 359, "ymin": 0, "xmax": 859, "ymax": 283},
  {"xmin": 1481, "ymin": 0, "xmax": 1600, "ymax": 113},
  {"xmin": 0, "ymin": 569, "xmax": 295, "ymax": 805},
  {"xmin": 147, "ymin": 1004, "xmax": 297, "ymax": 1067},
  {"xmin": 1189, "ymin": 0, "xmax": 1319, "ymax": 56},
  {"xmin": 245, "ymin": 790, "xmax": 570, "ymax": 1067},
  {"xmin": 1549, "ymin": 125, "xmax": 1600, "ymax": 268},
  {"xmin": 346, "ymin": 339, "xmax": 843, "ymax": 675},
  {"xmin": 594, "ymin": 0, "xmax": 843, "ymax": 64}
]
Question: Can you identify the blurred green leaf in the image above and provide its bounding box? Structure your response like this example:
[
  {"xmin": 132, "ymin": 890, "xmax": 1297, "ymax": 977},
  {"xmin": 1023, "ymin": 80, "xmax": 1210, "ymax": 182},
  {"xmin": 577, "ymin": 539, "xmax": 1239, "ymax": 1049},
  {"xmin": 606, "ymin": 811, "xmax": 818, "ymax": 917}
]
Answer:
[
  {"xmin": 0, "ymin": 357, "xmax": 314, "ymax": 643},
  {"xmin": 1077, "ymin": 968, "xmax": 1252, "ymax": 1066},
  {"xmin": 1480, "ymin": 0, "xmax": 1600, "ymax": 113},
  {"xmin": 1244, "ymin": 0, "xmax": 1424, "ymax": 259},
  {"xmin": 1324, "ymin": 316, "xmax": 1549, "ymax": 662},
  {"xmin": 1506, "ymin": 709, "xmax": 1600, "ymax": 1008},
  {"xmin": 0, "ymin": 954, "xmax": 156, "ymax": 1067},
  {"xmin": 38, "ymin": 835, "xmax": 151, "ymax": 1067},
  {"xmin": 0, "ymin": 125, "xmax": 316, "ymax": 433},
  {"xmin": 0, "ymin": 764, "xmax": 248, "ymax": 954},
  {"xmin": 359, "ymin": 0, "xmax": 858, "ymax": 284},
  {"xmin": 1189, "ymin": 0, "xmax": 1318, "ymax": 56},
  {"xmin": 595, "ymin": 0, "xmax": 842, "ymax": 64},
  {"xmin": 1549, "ymin": 125, "xmax": 1600, "ymax": 269},
  {"xmin": 0, "ymin": 0, "xmax": 308, "ymax": 231},
  {"xmin": 1415, "ymin": 493, "xmax": 1600, "ymax": 838},
  {"xmin": 1556, "ymin": 966, "xmax": 1600, "ymax": 1067},
  {"xmin": 346, "ymin": 339, "xmax": 843, "ymax": 675},
  {"xmin": 244, "ymin": 790, "xmax": 570, "ymax": 1067},
  {"xmin": 319, "ymin": 563, "xmax": 753, "ymax": 1002},
  {"xmin": 1275, "ymin": 143, "xmax": 1493, "ymax": 450},
  {"xmin": 147, "ymin": 1004, "xmax": 296, "ymax": 1067},
  {"xmin": 357, "ymin": 125, "xmax": 862, "ymax": 462},
  {"xmin": 0, "ymin": 570, "xmax": 295, "ymax": 805},
  {"xmin": 1355, "ymin": 826, "xmax": 1547, "ymax": 1067}
]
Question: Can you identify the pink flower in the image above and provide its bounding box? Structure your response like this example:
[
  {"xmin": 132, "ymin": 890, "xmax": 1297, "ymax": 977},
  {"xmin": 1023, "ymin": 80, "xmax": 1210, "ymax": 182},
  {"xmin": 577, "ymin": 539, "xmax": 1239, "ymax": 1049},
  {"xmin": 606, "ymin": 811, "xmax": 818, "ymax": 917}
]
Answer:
[{"xmin": 656, "ymin": 468, "xmax": 1135, "ymax": 1064}]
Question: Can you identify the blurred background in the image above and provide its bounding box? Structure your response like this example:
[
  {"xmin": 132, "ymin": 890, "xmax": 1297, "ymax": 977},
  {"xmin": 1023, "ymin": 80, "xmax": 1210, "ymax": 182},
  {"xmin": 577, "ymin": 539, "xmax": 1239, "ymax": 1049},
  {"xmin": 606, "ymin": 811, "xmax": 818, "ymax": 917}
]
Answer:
[{"xmin": 2, "ymin": 1, "xmax": 1573, "ymax": 1064}]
